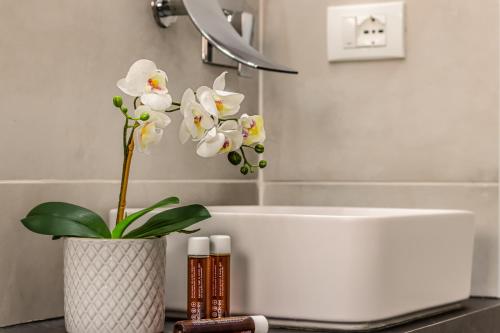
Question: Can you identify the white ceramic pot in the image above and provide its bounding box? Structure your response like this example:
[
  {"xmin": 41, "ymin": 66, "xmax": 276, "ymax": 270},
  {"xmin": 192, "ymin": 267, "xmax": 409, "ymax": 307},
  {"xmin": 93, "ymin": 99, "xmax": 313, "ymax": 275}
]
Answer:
[{"xmin": 63, "ymin": 238, "xmax": 166, "ymax": 333}]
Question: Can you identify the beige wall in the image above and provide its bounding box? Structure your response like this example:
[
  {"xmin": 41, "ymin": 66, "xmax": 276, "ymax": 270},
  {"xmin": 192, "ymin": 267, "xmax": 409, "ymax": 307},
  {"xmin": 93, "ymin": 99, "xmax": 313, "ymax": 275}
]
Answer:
[
  {"xmin": 262, "ymin": 0, "xmax": 499, "ymax": 296},
  {"xmin": 0, "ymin": 0, "xmax": 259, "ymax": 326}
]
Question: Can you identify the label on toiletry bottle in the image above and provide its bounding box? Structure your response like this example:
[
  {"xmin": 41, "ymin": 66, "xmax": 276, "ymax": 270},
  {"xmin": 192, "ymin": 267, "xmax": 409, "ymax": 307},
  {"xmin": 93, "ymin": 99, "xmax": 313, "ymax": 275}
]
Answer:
[
  {"xmin": 188, "ymin": 256, "xmax": 209, "ymax": 320},
  {"xmin": 209, "ymin": 255, "xmax": 230, "ymax": 318},
  {"xmin": 174, "ymin": 315, "xmax": 269, "ymax": 333}
]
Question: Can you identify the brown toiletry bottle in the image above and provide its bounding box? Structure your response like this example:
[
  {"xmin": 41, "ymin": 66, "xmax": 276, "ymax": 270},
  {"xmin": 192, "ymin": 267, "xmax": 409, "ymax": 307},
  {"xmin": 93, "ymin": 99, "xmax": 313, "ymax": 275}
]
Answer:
[
  {"xmin": 187, "ymin": 237, "xmax": 210, "ymax": 320},
  {"xmin": 208, "ymin": 235, "xmax": 231, "ymax": 318},
  {"xmin": 173, "ymin": 315, "xmax": 269, "ymax": 333}
]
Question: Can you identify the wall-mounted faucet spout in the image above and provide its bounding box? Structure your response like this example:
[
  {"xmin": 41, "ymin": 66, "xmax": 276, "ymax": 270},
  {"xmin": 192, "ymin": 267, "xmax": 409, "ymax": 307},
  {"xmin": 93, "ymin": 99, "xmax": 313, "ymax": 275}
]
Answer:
[{"xmin": 151, "ymin": 0, "xmax": 298, "ymax": 75}]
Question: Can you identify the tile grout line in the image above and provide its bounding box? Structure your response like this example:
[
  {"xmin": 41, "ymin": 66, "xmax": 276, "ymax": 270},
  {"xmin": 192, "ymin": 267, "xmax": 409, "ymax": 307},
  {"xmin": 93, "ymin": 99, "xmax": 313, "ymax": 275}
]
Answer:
[
  {"xmin": 264, "ymin": 181, "xmax": 499, "ymax": 187},
  {"xmin": 257, "ymin": 0, "xmax": 265, "ymax": 206},
  {"xmin": 0, "ymin": 179, "xmax": 258, "ymax": 185},
  {"xmin": 1, "ymin": 180, "xmax": 496, "ymax": 187},
  {"xmin": 498, "ymin": 0, "xmax": 500, "ymax": 298}
]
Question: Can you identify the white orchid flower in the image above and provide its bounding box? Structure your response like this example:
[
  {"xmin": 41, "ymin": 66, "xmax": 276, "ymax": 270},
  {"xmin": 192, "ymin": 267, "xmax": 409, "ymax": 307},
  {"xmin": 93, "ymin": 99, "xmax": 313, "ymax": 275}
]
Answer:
[
  {"xmin": 196, "ymin": 72, "xmax": 245, "ymax": 119},
  {"xmin": 134, "ymin": 105, "xmax": 171, "ymax": 154},
  {"xmin": 239, "ymin": 114, "xmax": 266, "ymax": 145},
  {"xmin": 117, "ymin": 59, "xmax": 172, "ymax": 111},
  {"xmin": 196, "ymin": 121, "xmax": 243, "ymax": 158},
  {"xmin": 179, "ymin": 89, "xmax": 215, "ymax": 144}
]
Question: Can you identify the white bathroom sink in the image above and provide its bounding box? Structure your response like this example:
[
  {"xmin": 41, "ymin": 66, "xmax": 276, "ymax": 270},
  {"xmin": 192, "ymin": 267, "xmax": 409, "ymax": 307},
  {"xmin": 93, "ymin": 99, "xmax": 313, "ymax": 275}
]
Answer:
[{"xmin": 110, "ymin": 206, "xmax": 475, "ymax": 331}]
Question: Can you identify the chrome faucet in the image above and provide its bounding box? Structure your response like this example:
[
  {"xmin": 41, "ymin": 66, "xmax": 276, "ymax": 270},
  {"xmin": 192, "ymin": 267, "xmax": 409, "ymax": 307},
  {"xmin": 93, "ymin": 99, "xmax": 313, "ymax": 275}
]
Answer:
[{"xmin": 151, "ymin": 0, "xmax": 298, "ymax": 75}]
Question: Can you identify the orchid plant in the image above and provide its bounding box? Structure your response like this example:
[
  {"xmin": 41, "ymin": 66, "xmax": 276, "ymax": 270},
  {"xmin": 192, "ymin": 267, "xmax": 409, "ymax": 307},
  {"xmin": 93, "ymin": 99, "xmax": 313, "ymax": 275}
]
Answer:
[{"xmin": 20, "ymin": 59, "xmax": 266, "ymax": 239}]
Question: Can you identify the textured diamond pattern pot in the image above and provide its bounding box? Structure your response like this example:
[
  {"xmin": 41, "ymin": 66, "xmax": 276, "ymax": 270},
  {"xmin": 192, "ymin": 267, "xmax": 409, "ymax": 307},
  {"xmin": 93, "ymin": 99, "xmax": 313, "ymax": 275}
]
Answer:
[{"xmin": 64, "ymin": 238, "xmax": 166, "ymax": 333}]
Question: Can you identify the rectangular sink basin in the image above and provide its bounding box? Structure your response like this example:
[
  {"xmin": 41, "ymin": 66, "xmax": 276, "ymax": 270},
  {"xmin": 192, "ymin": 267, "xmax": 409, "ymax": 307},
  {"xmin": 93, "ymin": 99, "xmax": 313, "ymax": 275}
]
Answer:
[{"xmin": 111, "ymin": 206, "xmax": 474, "ymax": 331}]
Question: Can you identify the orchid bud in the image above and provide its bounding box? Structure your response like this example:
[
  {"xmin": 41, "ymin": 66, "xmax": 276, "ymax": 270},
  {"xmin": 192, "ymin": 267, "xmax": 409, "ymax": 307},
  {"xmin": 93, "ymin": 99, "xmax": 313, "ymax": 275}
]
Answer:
[
  {"xmin": 259, "ymin": 160, "xmax": 267, "ymax": 169},
  {"xmin": 113, "ymin": 96, "xmax": 123, "ymax": 108},
  {"xmin": 255, "ymin": 144, "xmax": 265, "ymax": 154},
  {"xmin": 120, "ymin": 106, "xmax": 128, "ymax": 114},
  {"xmin": 228, "ymin": 151, "xmax": 242, "ymax": 165},
  {"xmin": 240, "ymin": 166, "xmax": 249, "ymax": 175},
  {"xmin": 140, "ymin": 112, "xmax": 150, "ymax": 121}
]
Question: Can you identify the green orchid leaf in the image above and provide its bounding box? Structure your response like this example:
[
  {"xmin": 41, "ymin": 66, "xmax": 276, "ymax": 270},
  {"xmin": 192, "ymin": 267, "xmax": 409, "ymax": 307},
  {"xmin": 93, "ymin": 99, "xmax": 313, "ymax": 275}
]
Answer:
[
  {"xmin": 133, "ymin": 219, "xmax": 205, "ymax": 238},
  {"xmin": 21, "ymin": 215, "xmax": 105, "ymax": 238},
  {"xmin": 111, "ymin": 196, "xmax": 180, "ymax": 239},
  {"xmin": 133, "ymin": 204, "xmax": 209, "ymax": 233},
  {"xmin": 124, "ymin": 204, "xmax": 209, "ymax": 238},
  {"xmin": 124, "ymin": 204, "xmax": 210, "ymax": 239},
  {"xmin": 27, "ymin": 202, "xmax": 110, "ymax": 238},
  {"xmin": 125, "ymin": 217, "xmax": 207, "ymax": 239}
]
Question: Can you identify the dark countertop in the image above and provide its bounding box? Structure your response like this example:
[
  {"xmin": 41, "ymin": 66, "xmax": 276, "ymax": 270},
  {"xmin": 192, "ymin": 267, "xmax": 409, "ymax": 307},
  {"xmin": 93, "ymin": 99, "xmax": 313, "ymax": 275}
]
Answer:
[{"xmin": 1, "ymin": 298, "xmax": 499, "ymax": 333}]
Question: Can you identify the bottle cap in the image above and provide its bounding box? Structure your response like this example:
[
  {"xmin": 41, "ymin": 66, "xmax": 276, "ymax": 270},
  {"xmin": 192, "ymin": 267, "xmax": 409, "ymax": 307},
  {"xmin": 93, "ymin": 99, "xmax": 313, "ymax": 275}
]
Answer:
[
  {"xmin": 250, "ymin": 316, "xmax": 269, "ymax": 333},
  {"xmin": 209, "ymin": 235, "xmax": 231, "ymax": 255},
  {"xmin": 188, "ymin": 237, "xmax": 209, "ymax": 256}
]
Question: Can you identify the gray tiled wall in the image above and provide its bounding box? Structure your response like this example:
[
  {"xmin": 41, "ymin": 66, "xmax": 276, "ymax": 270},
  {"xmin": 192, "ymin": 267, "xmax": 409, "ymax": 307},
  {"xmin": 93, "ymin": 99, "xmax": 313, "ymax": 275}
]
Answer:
[
  {"xmin": 0, "ymin": 0, "xmax": 259, "ymax": 326},
  {"xmin": 261, "ymin": 0, "xmax": 499, "ymax": 297}
]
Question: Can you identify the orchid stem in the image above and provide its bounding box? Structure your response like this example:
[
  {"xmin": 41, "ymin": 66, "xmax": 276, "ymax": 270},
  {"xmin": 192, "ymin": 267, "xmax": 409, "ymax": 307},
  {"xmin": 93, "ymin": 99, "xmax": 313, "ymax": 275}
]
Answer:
[
  {"xmin": 123, "ymin": 118, "xmax": 129, "ymax": 156},
  {"xmin": 240, "ymin": 146, "xmax": 258, "ymax": 171},
  {"xmin": 240, "ymin": 147, "xmax": 250, "ymax": 165},
  {"xmin": 116, "ymin": 98, "xmax": 142, "ymax": 225},
  {"xmin": 116, "ymin": 124, "xmax": 136, "ymax": 225}
]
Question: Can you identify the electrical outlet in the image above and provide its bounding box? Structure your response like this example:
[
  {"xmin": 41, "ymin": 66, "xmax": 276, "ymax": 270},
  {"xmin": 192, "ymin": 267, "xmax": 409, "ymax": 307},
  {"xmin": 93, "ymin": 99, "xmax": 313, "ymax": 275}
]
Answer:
[
  {"xmin": 327, "ymin": 2, "xmax": 405, "ymax": 62},
  {"xmin": 356, "ymin": 15, "xmax": 386, "ymax": 47}
]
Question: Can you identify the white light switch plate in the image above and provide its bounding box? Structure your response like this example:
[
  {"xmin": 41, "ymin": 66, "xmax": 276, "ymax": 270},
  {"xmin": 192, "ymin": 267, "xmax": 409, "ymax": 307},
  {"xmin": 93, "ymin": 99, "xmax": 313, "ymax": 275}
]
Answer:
[{"xmin": 327, "ymin": 2, "xmax": 405, "ymax": 62}]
